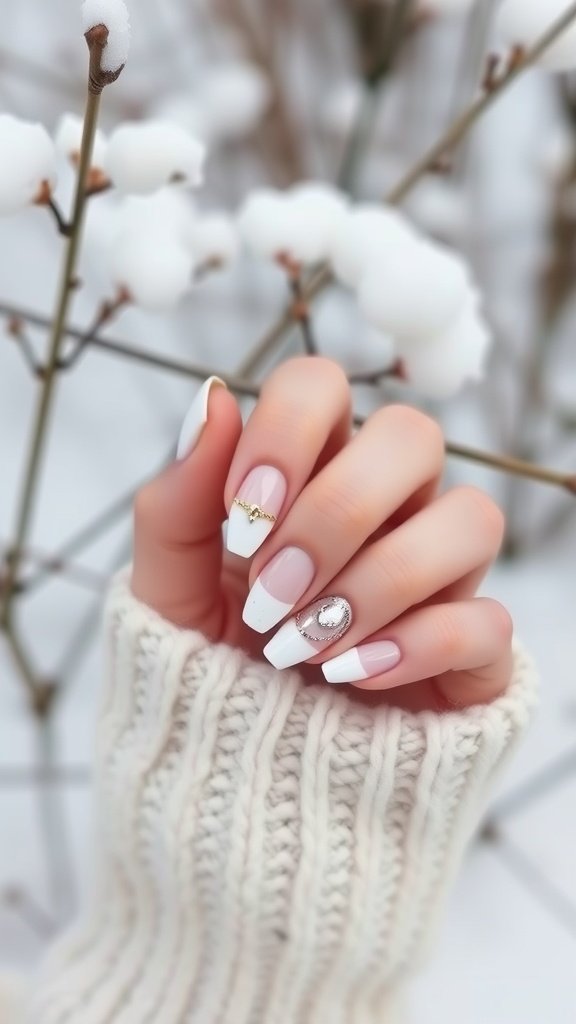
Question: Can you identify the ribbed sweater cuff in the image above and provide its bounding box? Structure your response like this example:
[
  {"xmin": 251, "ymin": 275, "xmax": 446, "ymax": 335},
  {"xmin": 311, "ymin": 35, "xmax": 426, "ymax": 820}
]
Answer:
[{"xmin": 31, "ymin": 574, "xmax": 538, "ymax": 1024}]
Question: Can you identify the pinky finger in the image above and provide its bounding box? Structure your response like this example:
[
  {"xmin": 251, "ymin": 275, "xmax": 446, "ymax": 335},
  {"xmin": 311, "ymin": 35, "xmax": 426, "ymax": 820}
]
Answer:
[{"xmin": 321, "ymin": 598, "xmax": 514, "ymax": 707}]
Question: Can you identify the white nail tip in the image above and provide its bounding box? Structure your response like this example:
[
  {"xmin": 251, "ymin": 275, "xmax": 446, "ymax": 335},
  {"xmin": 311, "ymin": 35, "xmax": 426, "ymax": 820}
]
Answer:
[
  {"xmin": 263, "ymin": 619, "xmax": 317, "ymax": 670},
  {"xmin": 242, "ymin": 578, "xmax": 293, "ymax": 633},
  {"xmin": 226, "ymin": 504, "xmax": 275, "ymax": 558},
  {"xmin": 322, "ymin": 648, "xmax": 368, "ymax": 685},
  {"xmin": 176, "ymin": 376, "xmax": 226, "ymax": 460}
]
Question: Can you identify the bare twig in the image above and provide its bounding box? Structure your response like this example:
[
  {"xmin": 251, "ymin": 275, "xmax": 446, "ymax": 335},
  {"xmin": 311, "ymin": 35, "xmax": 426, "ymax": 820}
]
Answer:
[
  {"xmin": 277, "ymin": 255, "xmax": 318, "ymax": 355},
  {"xmin": 47, "ymin": 198, "xmax": 71, "ymax": 238},
  {"xmin": 58, "ymin": 290, "xmax": 128, "ymax": 370},
  {"xmin": 1, "ymin": 301, "xmax": 574, "ymax": 495},
  {"xmin": 0, "ymin": 88, "xmax": 103, "ymax": 628},
  {"xmin": 5, "ymin": 315, "xmax": 42, "ymax": 375}
]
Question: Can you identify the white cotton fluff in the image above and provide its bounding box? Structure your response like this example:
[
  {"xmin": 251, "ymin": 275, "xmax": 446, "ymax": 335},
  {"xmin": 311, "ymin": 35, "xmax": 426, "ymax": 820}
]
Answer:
[
  {"xmin": 82, "ymin": 0, "xmax": 131, "ymax": 72},
  {"xmin": 320, "ymin": 79, "xmax": 364, "ymax": 135},
  {"xmin": 114, "ymin": 187, "xmax": 196, "ymax": 241},
  {"xmin": 404, "ymin": 179, "xmax": 468, "ymax": 241},
  {"xmin": 190, "ymin": 213, "xmax": 239, "ymax": 266},
  {"xmin": 404, "ymin": 303, "xmax": 492, "ymax": 398},
  {"xmin": 330, "ymin": 204, "xmax": 417, "ymax": 289},
  {"xmin": 199, "ymin": 61, "xmax": 271, "ymax": 142},
  {"xmin": 152, "ymin": 93, "xmax": 208, "ymax": 141},
  {"xmin": 111, "ymin": 229, "xmax": 195, "ymax": 310},
  {"xmin": 238, "ymin": 184, "xmax": 348, "ymax": 265},
  {"xmin": 0, "ymin": 114, "xmax": 57, "ymax": 215},
  {"xmin": 358, "ymin": 240, "xmax": 470, "ymax": 343},
  {"xmin": 105, "ymin": 121, "xmax": 206, "ymax": 194},
  {"xmin": 496, "ymin": 0, "xmax": 576, "ymax": 73},
  {"xmin": 55, "ymin": 112, "xmax": 108, "ymax": 169}
]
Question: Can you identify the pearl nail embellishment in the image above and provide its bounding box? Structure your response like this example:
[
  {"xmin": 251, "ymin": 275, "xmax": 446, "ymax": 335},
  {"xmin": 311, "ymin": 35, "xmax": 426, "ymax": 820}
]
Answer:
[{"xmin": 296, "ymin": 596, "xmax": 352, "ymax": 643}]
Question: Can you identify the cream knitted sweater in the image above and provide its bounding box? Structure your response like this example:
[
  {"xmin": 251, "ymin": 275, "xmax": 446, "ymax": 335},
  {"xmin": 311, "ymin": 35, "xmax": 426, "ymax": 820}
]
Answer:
[{"xmin": 4, "ymin": 576, "xmax": 537, "ymax": 1024}]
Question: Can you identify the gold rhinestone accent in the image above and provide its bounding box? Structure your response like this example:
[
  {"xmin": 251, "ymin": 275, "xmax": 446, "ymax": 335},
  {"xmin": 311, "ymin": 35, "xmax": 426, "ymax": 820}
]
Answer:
[{"xmin": 233, "ymin": 498, "xmax": 277, "ymax": 524}]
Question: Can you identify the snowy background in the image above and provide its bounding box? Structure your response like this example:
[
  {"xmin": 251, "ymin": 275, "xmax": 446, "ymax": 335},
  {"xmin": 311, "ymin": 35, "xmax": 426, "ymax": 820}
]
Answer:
[{"xmin": 1, "ymin": 1, "xmax": 576, "ymax": 1021}]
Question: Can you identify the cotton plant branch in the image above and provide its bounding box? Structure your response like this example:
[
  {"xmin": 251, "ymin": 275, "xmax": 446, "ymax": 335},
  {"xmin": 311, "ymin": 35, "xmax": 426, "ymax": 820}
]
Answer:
[
  {"xmin": 0, "ymin": 31, "xmax": 115, "ymax": 634},
  {"xmin": 1, "ymin": 300, "xmax": 575, "ymax": 496}
]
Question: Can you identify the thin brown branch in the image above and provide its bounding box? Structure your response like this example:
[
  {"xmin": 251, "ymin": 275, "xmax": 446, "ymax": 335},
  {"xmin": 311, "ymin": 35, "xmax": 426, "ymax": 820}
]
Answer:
[
  {"xmin": 5, "ymin": 315, "xmax": 42, "ymax": 375},
  {"xmin": 47, "ymin": 198, "xmax": 71, "ymax": 237},
  {"xmin": 0, "ymin": 89, "xmax": 103, "ymax": 630},
  {"xmin": 1, "ymin": 301, "xmax": 574, "ymax": 496},
  {"xmin": 58, "ymin": 290, "xmax": 129, "ymax": 370}
]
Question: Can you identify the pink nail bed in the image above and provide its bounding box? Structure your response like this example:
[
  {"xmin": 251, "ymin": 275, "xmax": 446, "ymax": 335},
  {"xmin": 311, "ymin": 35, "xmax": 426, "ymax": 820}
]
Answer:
[
  {"xmin": 242, "ymin": 546, "xmax": 315, "ymax": 634},
  {"xmin": 260, "ymin": 547, "xmax": 315, "ymax": 603},
  {"xmin": 321, "ymin": 640, "xmax": 401, "ymax": 685}
]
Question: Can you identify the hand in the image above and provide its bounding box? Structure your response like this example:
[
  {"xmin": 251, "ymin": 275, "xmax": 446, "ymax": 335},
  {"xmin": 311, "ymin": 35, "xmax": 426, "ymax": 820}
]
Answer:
[{"xmin": 131, "ymin": 357, "xmax": 513, "ymax": 712}]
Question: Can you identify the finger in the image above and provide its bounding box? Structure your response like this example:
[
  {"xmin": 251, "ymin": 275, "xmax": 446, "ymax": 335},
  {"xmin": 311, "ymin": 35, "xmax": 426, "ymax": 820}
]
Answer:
[
  {"xmin": 262, "ymin": 485, "xmax": 504, "ymax": 670},
  {"xmin": 131, "ymin": 378, "xmax": 242, "ymax": 634},
  {"xmin": 224, "ymin": 357, "xmax": 351, "ymax": 559},
  {"xmin": 243, "ymin": 406, "xmax": 444, "ymax": 634},
  {"xmin": 321, "ymin": 598, "xmax": 514, "ymax": 707}
]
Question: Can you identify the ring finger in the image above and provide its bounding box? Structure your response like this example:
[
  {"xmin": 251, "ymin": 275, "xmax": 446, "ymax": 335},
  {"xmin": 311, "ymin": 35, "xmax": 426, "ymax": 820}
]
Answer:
[{"xmin": 262, "ymin": 485, "xmax": 504, "ymax": 670}]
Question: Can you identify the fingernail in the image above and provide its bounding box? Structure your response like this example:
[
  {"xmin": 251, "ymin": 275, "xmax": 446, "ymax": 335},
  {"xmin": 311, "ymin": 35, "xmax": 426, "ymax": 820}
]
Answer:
[
  {"xmin": 242, "ymin": 547, "xmax": 315, "ymax": 633},
  {"xmin": 263, "ymin": 595, "xmax": 352, "ymax": 670},
  {"xmin": 322, "ymin": 641, "xmax": 401, "ymax": 685},
  {"xmin": 176, "ymin": 376, "xmax": 227, "ymax": 460},
  {"xmin": 227, "ymin": 466, "xmax": 287, "ymax": 559}
]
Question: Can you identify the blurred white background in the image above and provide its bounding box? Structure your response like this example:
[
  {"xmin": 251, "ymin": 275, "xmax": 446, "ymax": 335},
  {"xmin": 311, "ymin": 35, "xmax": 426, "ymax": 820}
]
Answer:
[{"xmin": 1, "ymin": 1, "xmax": 575, "ymax": 1020}]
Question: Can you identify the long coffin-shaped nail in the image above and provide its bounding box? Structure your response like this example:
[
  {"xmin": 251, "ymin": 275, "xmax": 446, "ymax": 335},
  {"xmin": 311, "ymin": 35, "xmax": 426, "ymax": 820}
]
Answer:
[
  {"xmin": 263, "ymin": 595, "xmax": 352, "ymax": 670},
  {"xmin": 176, "ymin": 376, "xmax": 227, "ymax": 460},
  {"xmin": 242, "ymin": 547, "xmax": 315, "ymax": 633},
  {"xmin": 322, "ymin": 640, "xmax": 401, "ymax": 685},
  {"xmin": 227, "ymin": 466, "xmax": 287, "ymax": 559}
]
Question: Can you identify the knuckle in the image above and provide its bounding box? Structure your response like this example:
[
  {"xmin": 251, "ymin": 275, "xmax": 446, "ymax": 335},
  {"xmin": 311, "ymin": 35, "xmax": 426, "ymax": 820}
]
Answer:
[
  {"xmin": 371, "ymin": 542, "xmax": 416, "ymax": 605},
  {"xmin": 311, "ymin": 479, "xmax": 369, "ymax": 533},
  {"xmin": 133, "ymin": 481, "xmax": 160, "ymax": 531},
  {"xmin": 484, "ymin": 600, "xmax": 514, "ymax": 645},
  {"xmin": 374, "ymin": 404, "xmax": 444, "ymax": 465},
  {"xmin": 433, "ymin": 606, "xmax": 468, "ymax": 660},
  {"xmin": 268, "ymin": 355, "xmax": 349, "ymax": 398},
  {"xmin": 456, "ymin": 486, "xmax": 505, "ymax": 549}
]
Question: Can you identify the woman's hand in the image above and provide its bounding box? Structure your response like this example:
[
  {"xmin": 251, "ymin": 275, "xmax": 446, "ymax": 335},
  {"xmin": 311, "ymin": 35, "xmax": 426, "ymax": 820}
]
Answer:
[{"xmin": 131, "ymin": 357, "xmax": 513, "ymax": 712}]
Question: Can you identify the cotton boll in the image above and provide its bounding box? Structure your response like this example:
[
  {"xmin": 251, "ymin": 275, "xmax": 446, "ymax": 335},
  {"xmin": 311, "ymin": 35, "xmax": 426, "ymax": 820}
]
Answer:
[
  {"xmin": 358, "ymin": 241, "xmax": 470, "ymax": 342},
  {"xmin": 320, "ymin": 79, "xmax": 364, "ymax": 135},
  {"xmin": 288, "ymin": 182, "xmax": 350, "ymax": 259},
  {"xmin": 496, "ymin": 0, "xmax": 576, "ymax": 73},
  {"xmin": 152, "ymin": 93, "xmax": 208, "ymax": 142},
  {"xmin": 82, "ymin": 0, "xmax": 131, "ymax": 72},
  {"xmin": 111, "ymin": 229, "xmax": 195, "ymax": 310},
  {"xmin": 199, "ymin": 61, "xmax": 271, "ymax": 141},
  {"xmin": 0, "ymin": 114, "xmax": 57, "ymax": 215},
  {"xmin": 115, "ymin": 187, "xmax": 197, "ymax": 244},
  {"xmin": 404, "ymin": 179, "xmax": 468, "ymax": 242},
  {"xmin": 190, "ymin": 213, "xmax": 239, "ymax": 267},
  {"xmin": 330, "ymin": 205, "xmax": 418, "ymax": 289},
  {"xmin": 55, "ymin": 112, "xmax": 108, "ymax": 170},
  {"xmin": 105, "ymin": 121, "xmax": 206, "ymax": 195},
  {"xmin": 237, "ymin": 189, "xmax": 294, "ymax": 260},
  {"xmin": 404, "ymin": 305, "xmax": 492, "ymax": 399}
]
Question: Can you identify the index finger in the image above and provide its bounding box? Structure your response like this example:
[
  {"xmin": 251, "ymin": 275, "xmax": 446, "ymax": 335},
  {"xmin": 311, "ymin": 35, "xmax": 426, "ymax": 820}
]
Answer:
[{"xmin": 224, "ymin": 357, "xmax": 351, "ymax": 559}]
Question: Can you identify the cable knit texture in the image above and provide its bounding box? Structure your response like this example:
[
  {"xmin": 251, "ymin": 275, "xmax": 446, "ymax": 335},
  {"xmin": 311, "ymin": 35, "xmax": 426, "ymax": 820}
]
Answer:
[{"xmin": 15, "ymin": 575, "xmax": 537, "ymax": 1024}]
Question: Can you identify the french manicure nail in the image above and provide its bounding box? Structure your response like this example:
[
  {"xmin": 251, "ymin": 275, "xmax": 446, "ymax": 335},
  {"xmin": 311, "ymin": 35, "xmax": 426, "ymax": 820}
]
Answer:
[
  {"xmin": 227, "ymin": 466, "xmax": 287, "ymax": 559},
  {"xmin": 263, "ymin": 595, "xmax": 352, "ymax": 670},
  {"xmin": 176, "ymin": 376, "xmax": 227, "ymax": 460},
  {"xmin": 242, "ymin": 547, "xmax": 315, "ymax": 633},
  {"xmin": 321, "ymin": 641, "xmax": 401, "ymax": 685}
]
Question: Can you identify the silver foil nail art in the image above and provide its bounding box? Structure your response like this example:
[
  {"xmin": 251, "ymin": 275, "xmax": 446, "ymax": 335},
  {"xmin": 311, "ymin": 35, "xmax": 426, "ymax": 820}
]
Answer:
[{"xmin": 295, "ymin": 596, "xmax": 352, "ymax": 643}]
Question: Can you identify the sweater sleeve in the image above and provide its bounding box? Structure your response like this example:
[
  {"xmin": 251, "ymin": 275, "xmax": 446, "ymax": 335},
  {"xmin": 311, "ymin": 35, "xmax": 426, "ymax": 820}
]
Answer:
[{"xmin": 22, "ymin": 574, "xmax": 537, "ymax": 1024}]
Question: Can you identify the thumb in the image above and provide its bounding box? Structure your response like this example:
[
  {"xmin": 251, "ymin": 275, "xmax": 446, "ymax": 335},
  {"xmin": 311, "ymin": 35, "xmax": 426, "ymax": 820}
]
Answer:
[{"xmin": 131, "ymin": 377, "xmax": 243, "ymax": 635}]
